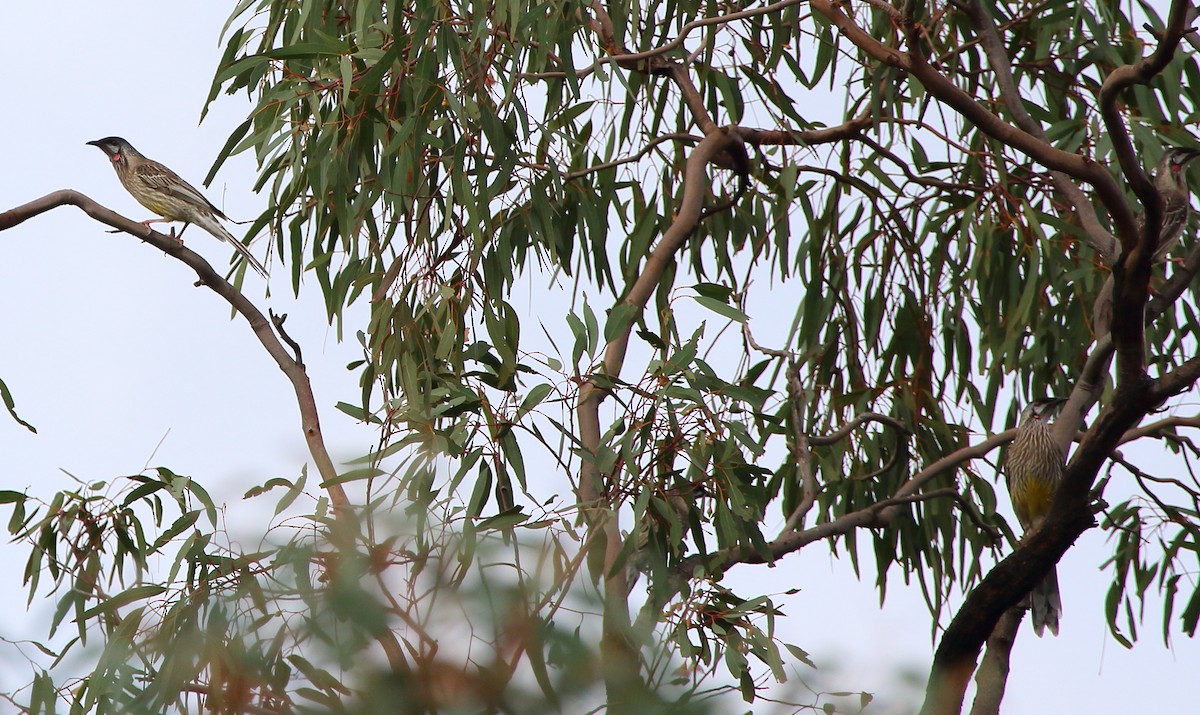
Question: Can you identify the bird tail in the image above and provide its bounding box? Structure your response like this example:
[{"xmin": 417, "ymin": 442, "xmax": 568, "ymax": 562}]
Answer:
[
  {"xmin": 193, "ymin": 212, "xmax": 269, "ymax": 279},
  {"xmin": 1030, "ymin": 566, "xmax": 1062, "ymax": 637}
]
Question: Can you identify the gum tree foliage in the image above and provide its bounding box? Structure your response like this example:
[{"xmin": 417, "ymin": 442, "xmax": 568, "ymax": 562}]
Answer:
[{"xmin": 4, "ymin": 0, "xmax": 1200, "ymax": 713}]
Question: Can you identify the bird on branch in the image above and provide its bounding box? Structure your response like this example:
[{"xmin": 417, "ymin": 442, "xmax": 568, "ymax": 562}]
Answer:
[
  {"xmin": 87, "ymin": 136, "xmax": 268, "ymax": 279},
  {"xmin": 1004, "ymin": 397, "xmax": 1067, "ymax": 637},
  {"xmin": 1148, "ymin": 146, "xmax": 1200, "ymax": 263},
  {"xmin": 1092, "ymin": 145, "xmax": 1200, "ymax": 337}
]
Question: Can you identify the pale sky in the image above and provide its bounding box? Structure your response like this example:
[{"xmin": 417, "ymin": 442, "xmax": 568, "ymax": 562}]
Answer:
[{"xmin": 0, "ymin": 2, "xmax": 1194, "ymax": 713}]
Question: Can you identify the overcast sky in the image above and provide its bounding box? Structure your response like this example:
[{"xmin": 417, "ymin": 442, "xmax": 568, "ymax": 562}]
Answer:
[{"xmin": 0, "ymin": 2, "xmax": 1194, "ymax": 713}]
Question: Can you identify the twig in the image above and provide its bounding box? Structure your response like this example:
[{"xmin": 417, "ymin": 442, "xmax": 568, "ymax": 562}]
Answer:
[{"xmin": 270, "ymin": 310, "xmax": 304, "ymax": 368}]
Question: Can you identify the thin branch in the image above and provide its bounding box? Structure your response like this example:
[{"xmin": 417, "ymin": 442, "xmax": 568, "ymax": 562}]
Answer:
[
  {"xmin": 961, "ymin": 0, "xmax": 1118, "ymax": 262},
  {"xmin": 679, "ymin": 481, "xmax": 999, "ymax": 576},
  {"xmin": 742, "ymin": 322, "xmax": 791, "ymax": 359},
  {"xmin": 855, "ymin": 134, "xmax": 983, "ymax": 192},
  {"xmin": 180, "ymin": 685, "xmax": 292, "ymax": 715},
  {"xmin": 1137, "ymin": 0, "xmax": 1200, "ymax": 53},
  {"xmin": 808, "ymin": 0, "xmax": 1138, "ymax": 243},
  {"xmin": 783, "ymin": 364, "xmax": 820, "ymax": 532},
  {"xmin": 1148, "ymin": 240, "xmax": 1200, "ymax": 318},
  {"xmin": 270, "ymin": 310, "xmax": 304, "ymax": 368},
  {"xmin": 0, "ymin": 190, "xmax": 412, "ymax": 677},
  {"xmin": 736, "ymin": 115, "xmax": 875, "ymax": 147},
  {"xmin": 966, "ymin": 606, "xmax": 1022, "ymax": 715},
  {"xmin": 1119, "ymin": 457, "xmax": 1200, "ymax": 541},
  {"xmin": 523, "ymin": 0, "xmax": 807, "ymax": 81},
  {"xmin": 1119, "ymin": 413, "xmax": 1200, "ymax": 444},
  {"xmin": 808, "ymin": 412, "xmax": 912, "ymax": 447},
  {"xmin": 564, "ymin": 133, "xmax": 700, "ymax": 181}
]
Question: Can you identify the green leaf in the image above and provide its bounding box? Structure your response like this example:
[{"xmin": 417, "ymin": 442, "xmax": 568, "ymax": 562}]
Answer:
[
  {"xmin": 151, "ymin": 510, "xmax": 201, "ymax": 554},
  {"xmin": 476, "ymin": 507, "xmax": 528, "ymax": 531},
  {"xmin": 81, "ymin": 585, "xmax": 166, "ymax": 620},
  {"xmin": 0, "ymin": 377, "xmax": 35, "ymax": 433},
  {"xmin": 604, "ymin": 303, "xmax": 638, "ymax": 343},
  {"xmin": 320, "ymin": 467, "xmax": 385, "ymax": 487},
  {"xmin": 0, "ymin": 490, "xmax": 26, "ymax": 504},
  {"xmin": 693, "ymin": 295, "xmax": 748, "ymax": 323}
]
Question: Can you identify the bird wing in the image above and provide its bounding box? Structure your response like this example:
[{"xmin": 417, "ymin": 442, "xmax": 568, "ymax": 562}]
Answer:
[{"xmin": 133, "ymin": 161, "xmax": 227, "ymax": 219}]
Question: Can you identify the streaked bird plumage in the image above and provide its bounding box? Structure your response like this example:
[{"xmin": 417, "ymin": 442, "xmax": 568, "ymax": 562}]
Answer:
[
  {"xmin": 87, "ymin": 136, "xmax": 268, "ymax": 278},
  {"xmin": 1005, "ymin": 397, "xmax": 1066, "ymax": 637},
  {"xmin": 1092, "ymin": 145, "xmax": 1200, "ymax": 338},
  {"xmin": 1149, "ymin": 146, "xmax": 1200, "ymax": 262}
]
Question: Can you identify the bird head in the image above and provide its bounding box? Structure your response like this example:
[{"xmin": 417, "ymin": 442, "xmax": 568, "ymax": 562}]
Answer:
[
  {"xmin": 86, "ymin": 136, "xmax": 137, "ymax": 166},
  {"xmin": 1157, "ymin": 146, "xmax": 1200, "ymax": 186},
  {"xmin": 1020, "ymin": 397, "xmax": 1067, "ymax": 424}
]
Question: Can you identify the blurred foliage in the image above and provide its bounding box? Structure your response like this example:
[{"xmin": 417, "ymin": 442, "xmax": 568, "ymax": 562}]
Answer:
[{"xmin": 4, "ymin": 0, "xmax": 1200, "ymax": 712}]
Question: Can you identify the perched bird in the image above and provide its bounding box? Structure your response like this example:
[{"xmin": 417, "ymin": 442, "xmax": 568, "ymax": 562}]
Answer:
[
  {"xmin": 87, "ymin": 137, "xmax": 267, "ymax": 278},
  {"xmin": 1092, "ymin": 145, "xmax": 1200, "ymax": 337},
  {"xmin": 1149, "ymin": 146, "xmax": 1200, "ymax": 262},
  {"xmin": 1004, "ymin": 397, "xmax": 1067, "ymax": 637}
]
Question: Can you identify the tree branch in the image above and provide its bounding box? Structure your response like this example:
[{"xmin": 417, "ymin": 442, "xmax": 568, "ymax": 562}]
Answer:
[
  {"xmin": 523, "ymin": 0, "xmax": 808, "ymax": 81},
  {"xmin": 966, "ymin": 605, "xmax": 1022, "ymax": 715},
  {"xmin": 0, "ymin": 190, "xmax": 411, "ymax": 676},
  {"xmin": 921, "ymin": 387, "xmax": 1158, "ymax": 714},
  {"xmin": 1098, "ymin": 0, "xmax": 1194, "ymax": 251},
  {"xmin": 1101, "ymin": 0, "xmax": 1194, "ymax": 391},
  {"xmin": 960, "ymin": 0, "xmax": 1118, "ymax": 263},
  {"xmin": 572, "ymin": 125, "xmax": 739, "ymax": 702},
  {"xmin": 807, "ymin": 412, "xmax": 911, "ymax": 447},
  {"xmin": 809, "ymin": 0, "xmax": 1138, "ymax": 243}
]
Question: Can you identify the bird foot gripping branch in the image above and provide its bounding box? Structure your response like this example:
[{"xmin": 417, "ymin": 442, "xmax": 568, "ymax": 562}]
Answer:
[
  {"xmin": 155, "ymin": 224, "xmax": 186, "ymax": 247},
  {"xmin": 86, "ymin": 136, "xmax": 268, "ymax": 278}
]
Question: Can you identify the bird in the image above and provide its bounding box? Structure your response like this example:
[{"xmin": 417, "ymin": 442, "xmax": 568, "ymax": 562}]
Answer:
[
  {"xmin": 1149, "ymin": 146, "xmax": 1200, "ymax": 262},
  {"xmin": 1092, "ymin": 145, "xmax": 1200, "ymax": 337},
  {"xmin": 1004, "ymin": 397, "xmax": 1067, "ymax": 637},
  {"xmin": 86, "ymin": 137, "xmax": 268, "ymax": 278}
]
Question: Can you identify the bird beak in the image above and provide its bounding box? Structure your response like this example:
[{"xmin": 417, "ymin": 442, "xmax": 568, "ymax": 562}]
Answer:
[{"xmin": 1182, "ymin": 149, "xmax": 1200, "ymax": 166}]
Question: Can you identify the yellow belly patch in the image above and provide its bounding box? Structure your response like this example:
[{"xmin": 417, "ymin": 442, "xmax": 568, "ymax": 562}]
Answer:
[{"xmin": 1016, "ymin": 480, "xmax": 1055, "ymax": 525}]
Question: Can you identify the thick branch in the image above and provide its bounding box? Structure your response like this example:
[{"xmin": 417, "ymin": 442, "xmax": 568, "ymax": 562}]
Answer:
[
  {"xmin": 1060, "ymin": 238, "xmax": 1200, "ymax": 449},
  {"xmin": 573, "ymin": 127, "xmax": 739, "ymax": 702},
  {"xmin": 1103, "ymin": 0, "xmax": 1194, "ymax": 391},
  {"xmin": 921, "ymin": 385, "xmax": 1159, "ymax": 714}
]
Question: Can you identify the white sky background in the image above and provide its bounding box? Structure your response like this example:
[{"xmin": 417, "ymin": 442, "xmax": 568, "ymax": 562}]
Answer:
[{"xmin": 0, "ymin": 2, "xmax": 1195, "ymax": 713}]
